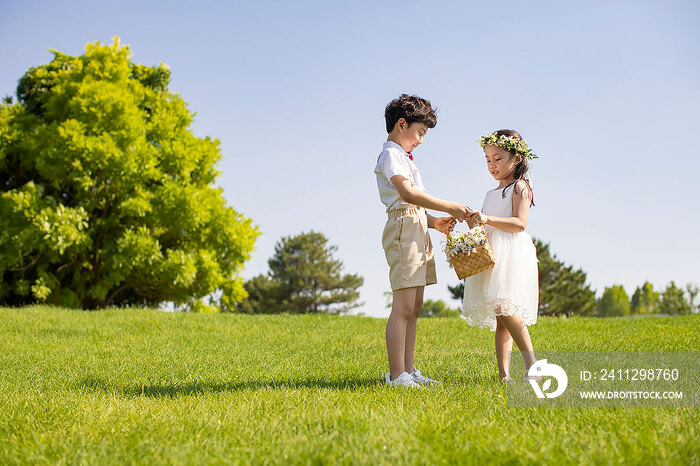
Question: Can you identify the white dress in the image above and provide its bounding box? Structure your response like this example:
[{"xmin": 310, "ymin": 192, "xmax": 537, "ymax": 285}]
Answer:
[{"xmin": 461, "ymin": 184, "xmax": 539, "ymax": 331}]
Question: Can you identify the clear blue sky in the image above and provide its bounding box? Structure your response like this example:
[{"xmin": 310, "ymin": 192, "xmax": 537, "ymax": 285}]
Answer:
[{"xmin": 2, "ymin": 1, "xmax": 699, "ymax": 316}]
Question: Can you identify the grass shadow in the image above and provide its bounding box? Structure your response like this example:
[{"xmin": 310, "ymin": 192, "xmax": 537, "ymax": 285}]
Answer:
[
  {"xmin": 77, "ymin": 375, "xmax": 381, "ymax": 398},
  {"xmin": 77, "ymin": 372, "xmax": 505, "ymax": 398}
]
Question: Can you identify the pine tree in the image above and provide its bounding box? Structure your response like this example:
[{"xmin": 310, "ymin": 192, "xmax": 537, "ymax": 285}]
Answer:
[{"xmin": 238, "ymin": 231, "xmax": 363, "ymax": 314}]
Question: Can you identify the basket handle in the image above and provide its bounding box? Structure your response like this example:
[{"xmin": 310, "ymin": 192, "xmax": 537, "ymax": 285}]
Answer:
[{"xmin": 446, "ymin": 218, "xmax": 482, "ymax": 239}]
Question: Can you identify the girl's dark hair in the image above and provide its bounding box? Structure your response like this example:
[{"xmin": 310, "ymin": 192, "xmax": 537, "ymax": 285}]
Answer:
[
  {"xmin": 384, "ymin": 94, "xmax": 437, "ymax": 133},
  {"xmin": 493, "ymin": 129, "xmax": 535, "ymax": 207}
]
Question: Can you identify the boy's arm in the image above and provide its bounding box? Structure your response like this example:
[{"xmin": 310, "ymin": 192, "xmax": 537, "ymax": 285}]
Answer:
[{"xmin": 391, "ymin": 176, "xmax": 469, "ymax": 221}]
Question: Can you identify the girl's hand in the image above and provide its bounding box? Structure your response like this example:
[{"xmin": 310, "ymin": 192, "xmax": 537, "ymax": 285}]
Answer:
[
  {"xmin": 434, "ymin": 216, "xmax": 457, "ymax": 234},
  {"xmin": 468, "ymin": 210, "xmax": 488, "ymax": 226}
]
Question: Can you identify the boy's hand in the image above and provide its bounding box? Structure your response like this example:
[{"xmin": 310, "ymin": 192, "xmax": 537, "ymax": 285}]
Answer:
[
  {"xmin": 447, "ymin": 203, "xmax": 470, "ymax": 222},
  {"xmin": 434, "ymin": 216, "xmax": 457, "ymax": 235}
]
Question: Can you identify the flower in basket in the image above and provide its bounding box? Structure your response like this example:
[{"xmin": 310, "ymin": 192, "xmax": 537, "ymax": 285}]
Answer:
[{"xmin": 442, "ymin": 225, "xmax": 488, "ymax": 268}]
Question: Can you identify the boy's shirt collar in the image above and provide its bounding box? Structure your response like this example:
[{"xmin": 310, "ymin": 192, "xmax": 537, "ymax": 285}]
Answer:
[{"xmin": 383, "ymin": 141, "xmax": 413, "ymax": 160}]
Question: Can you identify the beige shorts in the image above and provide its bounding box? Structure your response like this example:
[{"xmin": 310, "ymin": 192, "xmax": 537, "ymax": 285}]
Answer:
[{"xmin": 382, "ymin": 207, "xmax": 437, "ymax": 291}]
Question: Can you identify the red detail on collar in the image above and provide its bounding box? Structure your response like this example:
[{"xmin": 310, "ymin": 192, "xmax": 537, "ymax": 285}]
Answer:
[{"xmin": 407, "ymin": 152, "xmax": 413, "ymax": 161}]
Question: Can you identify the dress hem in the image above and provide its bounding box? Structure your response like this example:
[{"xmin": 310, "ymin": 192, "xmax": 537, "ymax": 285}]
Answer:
[{"xmin": 460, "ymin": 296, "xmax": 537, "ymax": 332}]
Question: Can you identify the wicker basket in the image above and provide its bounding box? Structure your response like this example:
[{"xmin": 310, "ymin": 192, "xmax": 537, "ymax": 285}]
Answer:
[{"xmin": 447, "ymin": 227, "xmax": 496, "ymax": 280}]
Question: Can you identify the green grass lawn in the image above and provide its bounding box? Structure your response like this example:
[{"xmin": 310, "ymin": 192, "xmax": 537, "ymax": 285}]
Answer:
[{"xmin": 0, "ymin": 307, "xmax": 698, "ymax": 465}]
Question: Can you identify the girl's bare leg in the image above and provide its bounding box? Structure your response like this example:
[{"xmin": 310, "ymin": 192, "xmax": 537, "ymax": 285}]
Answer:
[
  {"xmin": 499, "ymin": 314, "xmax": 536, "ymax": 371},
  {"xmin": 495, "ymin": 316, "xmax": 513, "ymax": 379},
  {"xmin": 386, "ymin": 287, "xmax": 418, "ymax": 380},
  {"xmin": 403, "ymin": 286, "xmax": 424, "ymax": 374}
]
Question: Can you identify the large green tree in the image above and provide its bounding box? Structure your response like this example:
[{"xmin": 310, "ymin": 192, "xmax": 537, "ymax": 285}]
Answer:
[
  {"xmin": 238, "ymin": 231, "xmax": 363, "ymax": 314},
  {"xmin": 448, "ymin": 238, "xmax": 595, "ymax": 317},
  {"xmin": 0, "ymin": 38, "xmax": 258, "ymax": 311}
]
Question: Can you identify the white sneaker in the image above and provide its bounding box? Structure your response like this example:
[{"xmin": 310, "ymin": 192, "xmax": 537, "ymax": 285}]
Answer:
[
  {"xmin": 501, "ymin": 376, "xmax": 516, "ymax": 385},
  {"xmin": 410, "ymin": 369, "xmax": 440, "ymax": 386},
  {"xmin": 384, "ymin": 371, "xmax": 421, "ymax": 388}
]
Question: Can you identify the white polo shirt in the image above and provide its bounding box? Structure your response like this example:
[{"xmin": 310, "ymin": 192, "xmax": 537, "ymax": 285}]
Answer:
[{"xmin": 374, "ymin": 141, "xmax": 426, "ymax": 212}]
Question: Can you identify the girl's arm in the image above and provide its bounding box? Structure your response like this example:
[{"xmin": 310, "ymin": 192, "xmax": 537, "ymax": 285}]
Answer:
[
  {"xmin": 391, "ymin": 175, "xmax": 470, "ymax": 221},
  {"xmin": 470, "ymin": 181, "xmax": 532, "ymax": 233}
]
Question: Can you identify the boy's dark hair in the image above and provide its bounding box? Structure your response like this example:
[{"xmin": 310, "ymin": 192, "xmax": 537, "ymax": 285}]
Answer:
[
  {"xmin": 494, "ymin": 129, "xmax": 535, "ymax": 207},
  {"xmin": 384, "ymin": 94, "xmax": 437, "ymax": 133}
]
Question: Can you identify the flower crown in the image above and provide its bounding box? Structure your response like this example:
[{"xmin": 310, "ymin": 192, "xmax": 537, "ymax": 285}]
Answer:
[{"xmin": 478, "ymin": 132, "xmax": 538, "ymax": 160}]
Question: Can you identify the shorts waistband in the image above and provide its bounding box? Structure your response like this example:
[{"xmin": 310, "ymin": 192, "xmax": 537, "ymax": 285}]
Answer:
[{"xmin": 387, "ymin": 207, "xmax": 423, "ymax": 219}]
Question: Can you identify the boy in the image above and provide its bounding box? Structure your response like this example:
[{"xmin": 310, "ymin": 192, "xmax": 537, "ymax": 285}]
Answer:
[{"xmin": 374, "ymin": 94, "xmax": 470, "ymax": 387}]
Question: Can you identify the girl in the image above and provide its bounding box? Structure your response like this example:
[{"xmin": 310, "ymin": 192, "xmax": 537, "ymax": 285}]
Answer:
[{"xmin": 462, "ymin": 129, "xmax": 539, "ymax": 383}]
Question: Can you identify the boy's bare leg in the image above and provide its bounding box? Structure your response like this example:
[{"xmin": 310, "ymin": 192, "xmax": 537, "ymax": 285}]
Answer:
[
  {"xmin": 499, "ymin": 314, "xmax": 536, "ymax": 371},
  {"xmin": 386, "ymin": 287, "xmax": 417, "ymax": 380},
  {"xmin": 403, "ymin": 286, "xmax": 424, "ymax": 374},
  {"xmin": 495, "ymin": 316, "xmax": 513, "ymax": 379}
]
